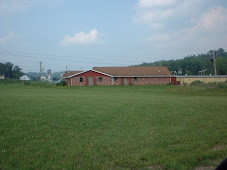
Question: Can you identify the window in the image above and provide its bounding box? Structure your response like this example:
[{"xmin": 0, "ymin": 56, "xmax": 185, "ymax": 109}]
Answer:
[
  {"xmin": 114, "ymin": 77, "xmax": 118, "ymax": 82},
  {"xmin": 99, "ymin": 77, "xmax": 103, "ymax": 82},
  {"xmin": 134, "ymin": 77, "xmax": 138, "ymax": 82},
  {"xmin": 79, "ymin": 77, "xmax": 83, "ymax": 82}
]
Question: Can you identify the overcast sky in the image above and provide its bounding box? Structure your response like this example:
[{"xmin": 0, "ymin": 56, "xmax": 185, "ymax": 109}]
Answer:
[{"xmin": 0, "ymin": 0, "xmax": 227, "ymax": 73}]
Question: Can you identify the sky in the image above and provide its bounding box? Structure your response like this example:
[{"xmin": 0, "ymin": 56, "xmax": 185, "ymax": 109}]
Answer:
[{"xmin": 0, "ymin": 0, "xmax": 227, "ymax": 73}]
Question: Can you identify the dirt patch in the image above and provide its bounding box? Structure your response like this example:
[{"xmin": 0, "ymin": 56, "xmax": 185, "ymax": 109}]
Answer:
[
  {"xmin": 193, "ymin": 166, "xmax": 215, "ymax": 170},
  {"xmin": 212, "ymin": 144, "xmax": 227, "ymax": 151}
]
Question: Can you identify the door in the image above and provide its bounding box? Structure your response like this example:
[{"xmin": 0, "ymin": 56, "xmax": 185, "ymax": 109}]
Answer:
[
  {"xmin": 123, "ymin": 78, "xmax": 128, "ymax": 85},
  {"xmin": 88, "ymin": 77, "xmax": 94, "ymax": 86}
]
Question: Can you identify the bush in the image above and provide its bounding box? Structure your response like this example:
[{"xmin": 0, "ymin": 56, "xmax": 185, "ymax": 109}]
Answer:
[
  {"xmin": 217, "ymin": 81, "xmax": 227, "ymax": 89},
  {"xmin": 167, "ymin": 82, "xmax": 174, "ymax": 85},
  {"xmin": 24, "ymin": 81, "xmax": 31, "ymax": 85},
  {"xmin": 183, "ymin": 82, "xmax": 188, "ymax": 86},
  {"xmin": 56, "ymin": 79, "xmax": 66, "ymax": 86},
  {"xmin": 30, "ymin": 81, "xmax": 56, "ymax": 87},
  {"xmin": 190, "ymin": 80, "xmax": 205, "ymax": 86},
  {"xmin": 189, "ymin": 80, "xmax": 227, "ymax": 90}
]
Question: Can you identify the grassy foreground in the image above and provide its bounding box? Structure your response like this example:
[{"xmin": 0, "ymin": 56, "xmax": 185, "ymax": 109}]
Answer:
[{"xmin": 0, "ymin": 82, "xmax": 226, "ymax": 169}]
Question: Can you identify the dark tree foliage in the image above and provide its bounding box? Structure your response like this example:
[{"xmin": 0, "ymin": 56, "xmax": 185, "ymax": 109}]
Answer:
[
  {"xmin": 0, "ymin": 62, "xmax": 23, "ymax": 79},
  {"xmin": 52, "ymin": 77, "xmax": 58, "ymax": 81},
  {"xmin": 135, "ymin": 48, "xmax": 227, "ymax": 75}
]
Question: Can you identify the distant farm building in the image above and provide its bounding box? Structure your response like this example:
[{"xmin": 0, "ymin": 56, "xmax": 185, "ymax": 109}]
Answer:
[
  {"xmin": 0, "ymin": 75, "xmax": 5, "ymax": 80},
  {"xmin": 63, "ymin": 66, "xmax": 174, "ymax": 86},
  {"xmin": 19, "ymin": 75, "xmax": 31, "ymax": 81}
]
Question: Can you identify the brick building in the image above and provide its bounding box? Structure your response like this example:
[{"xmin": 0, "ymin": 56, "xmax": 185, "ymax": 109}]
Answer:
[{"xmin": 63, "ymin": 66, "xmax": 175, "ymax": 86}]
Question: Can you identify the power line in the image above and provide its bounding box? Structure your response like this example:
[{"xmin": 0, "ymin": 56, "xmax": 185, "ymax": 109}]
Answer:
[
  {"xmin": 0, "ymin": 50, "xmax": 136, "ymax": 66},
  {"xmin": 0, "ymin": 49, "xmax": 141, "ymax": 63}
]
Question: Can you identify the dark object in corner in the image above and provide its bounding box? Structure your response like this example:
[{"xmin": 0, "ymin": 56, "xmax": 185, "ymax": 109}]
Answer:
[{"xmin": 216, "ymin": 158, "xmax": 227, "ymax": 170}]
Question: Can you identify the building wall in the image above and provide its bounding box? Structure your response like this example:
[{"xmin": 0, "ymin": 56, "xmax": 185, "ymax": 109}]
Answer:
[
  {"xmin": 112, "ymin": 77, "xmax": 171, "ymax": 85},
  {"xmin": 71, "ymin": 76, "xmax": 87, "ymax": 86},
  {"xmin": 171, "ymin": 77, "xmax": 177, "ymax": 85},
  {"xmin": 65, "ymin": 78, "xmax": 71, "ymax": 86},
  {"xmin": 132, "ymin": 77, "xmax": 170, "ymax": 85},
  {"xmin": 66, "ymin": 70, "xmax": 112, "ymax": 86},
  {"xmin": 113, "ymin": 77, "xmax": 122, "ymax": 85},
  {"xmin": 95, "ymin": 76, "xmax": 112, "ymax": 86},
  {"xmin": 176, "ymin": 77, "xmax": 227, "ymax": 86}
]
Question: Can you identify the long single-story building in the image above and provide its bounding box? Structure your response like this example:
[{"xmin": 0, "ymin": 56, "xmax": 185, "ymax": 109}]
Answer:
[{"xmin": 63, "ymin": 66, "xmax": 175, "ymax": 86}]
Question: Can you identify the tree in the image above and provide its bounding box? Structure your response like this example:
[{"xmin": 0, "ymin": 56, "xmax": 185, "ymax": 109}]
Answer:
[
  {"xmin": 216, "ymin": 57, "xmax": 227, "ymax": 75},
  {"xmin": 13, "ymin": 65, "xmax": 23, "ymax": 79},
  {"xmin": 5, "ymin": 62, "xmax": 14, "ymax": 78},
  {"xmin": 0, "ymin": 62, "xmax": 24, "ymax": 79},
  {"xmin": 52, "ymin": 77, "xmax": 58, "ymax": 81},
  {"xmin": 134, "ymin": 48, "xmax": 227, "ymax": 75},
  {"xmin": 0, "ymin": 63, "xmax": 6, "ymax": 75}
]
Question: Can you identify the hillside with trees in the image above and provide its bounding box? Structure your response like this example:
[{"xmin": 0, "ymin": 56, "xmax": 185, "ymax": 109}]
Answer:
[
  {"xmin": 26, "ymin": 71, "xmax": 64, "ymax": 80},
  {"xmin": 135, "ymin": 48, "xmax": 227, "ymax": 75}
]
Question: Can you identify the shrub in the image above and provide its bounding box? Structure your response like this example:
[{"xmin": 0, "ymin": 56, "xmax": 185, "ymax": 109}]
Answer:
[
  {"xmin": 183, "ymin": 82, "xmax": 188, "ymax": 86},
  {"xmin": 30, "ymin": 81, "xmax": 56, "ymax": 87},
  {"xmin": 56, "ymin": 79, "xmax": 66, "ymax": 86},
  {"xmin": 24, "ymin": 81, "xmax": 31, "ymax": 85},
  {"xmin": 217, "ymin": 81, "xmax": 227, "ymax": 89},
  {"xmin": 190, "ymin": 80, "xmax": 205, "ymax": 86},
  {"xmin": 167, "ymin": 82, "xmax": 174, "ymax": 85}
]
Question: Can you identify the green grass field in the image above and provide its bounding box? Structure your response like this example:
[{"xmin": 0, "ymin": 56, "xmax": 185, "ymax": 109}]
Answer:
[{"xmin": 0, "ymin": 82, "xmax": 226, "ymax": 169}]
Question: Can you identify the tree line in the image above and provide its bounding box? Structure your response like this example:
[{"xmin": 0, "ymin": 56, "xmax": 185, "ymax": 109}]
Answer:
[
  {"xmin": 0, "ymin": 62, "xmax": 24, "ymax": 79},
  {"xmin": 135, "ymin": 48, "xmax": 227, "ymax": 75},
  {"xmin": 0, "ymin": 61, "xmax": 64, "ymax": 80}
]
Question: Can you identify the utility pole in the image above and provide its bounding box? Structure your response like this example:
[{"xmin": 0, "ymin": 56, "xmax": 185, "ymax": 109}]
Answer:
[
  {"xmin": 39, "ymin": 61, "xmax": 42, "ymax": 80},
  {"xmin": 66, "ymin": 66, "xmax": 67, "ymax": 72},
  {"xmin": 213, "ymin": 50, "xmax": 217, "ymax": 85}
]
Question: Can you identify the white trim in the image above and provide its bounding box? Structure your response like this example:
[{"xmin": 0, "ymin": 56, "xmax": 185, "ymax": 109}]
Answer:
[
  {"xmin": 92, "ymin": 69, "xmax": 113, "ymax": 77},
  {"xmin": 68, "ymin": 69, "xmax": 113, "ymax": 78}
]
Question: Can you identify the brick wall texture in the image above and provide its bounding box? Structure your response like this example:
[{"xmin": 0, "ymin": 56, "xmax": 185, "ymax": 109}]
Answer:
[
  {"xmin": 132, "ymin": 77, "xmax": 170, "ymax": 85},
  {"xmin": 65, "ymin": 70, "xmax": 171, "ymax": 86}
]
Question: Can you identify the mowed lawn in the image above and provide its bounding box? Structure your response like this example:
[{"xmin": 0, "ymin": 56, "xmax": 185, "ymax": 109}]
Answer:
[{"xmin": 0, "ymin": 82, "xmax": 226, "ymax": 169}]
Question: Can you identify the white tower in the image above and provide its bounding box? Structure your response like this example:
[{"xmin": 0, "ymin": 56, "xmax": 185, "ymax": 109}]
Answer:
[{"xmin": 47, "ymin": 69, "xmax": 52, "ymax": 82}]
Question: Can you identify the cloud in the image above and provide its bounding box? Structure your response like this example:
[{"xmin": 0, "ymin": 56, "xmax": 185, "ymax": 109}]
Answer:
[
  {"xmin": 146, "ymin": 6, "xmax": 227, "ymax": 54},
  {"xmin": 135, "ymin": 0, "xmax": 205, "ymax": 29},
  {"xmin": 60, "ymin": 29, "xmax": 100, "ymax": 45},
  {"xmin": 194, "ymin": 6, "xmax": 227, "ymax": 31},
  {"xmin": 135, "ymin": 9, "xmax": 173, "ymax": 24},
  {"xmin": 138, "ymin": 0, "xmax": 176, "ymax": 8},
  {"xmin": 0, "ymin": 32, "xmax": 14, "ymax": 45}
]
